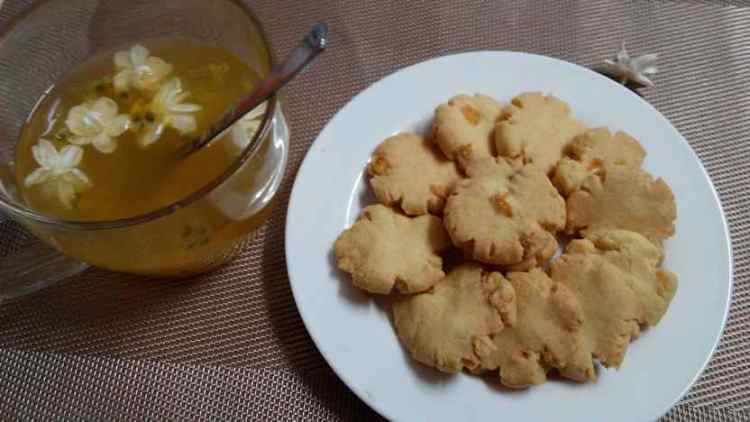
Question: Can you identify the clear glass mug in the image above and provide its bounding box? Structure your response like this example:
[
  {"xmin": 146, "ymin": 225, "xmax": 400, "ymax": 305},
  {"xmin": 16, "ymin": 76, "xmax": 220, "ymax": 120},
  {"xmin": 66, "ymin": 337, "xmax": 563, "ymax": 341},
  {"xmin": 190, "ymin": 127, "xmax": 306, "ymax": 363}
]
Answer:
[{"xmin": 0, "ymin": 0, "xmax": 289, "ymax": 299}]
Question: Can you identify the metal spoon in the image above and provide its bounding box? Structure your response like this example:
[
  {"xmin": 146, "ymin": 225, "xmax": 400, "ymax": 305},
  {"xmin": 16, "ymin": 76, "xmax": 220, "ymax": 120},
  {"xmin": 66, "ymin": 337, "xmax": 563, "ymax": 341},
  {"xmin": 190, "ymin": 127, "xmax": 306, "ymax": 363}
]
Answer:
[{"xmin": 184, "ymin": 23, "xmax": 328, "ymax": 154}]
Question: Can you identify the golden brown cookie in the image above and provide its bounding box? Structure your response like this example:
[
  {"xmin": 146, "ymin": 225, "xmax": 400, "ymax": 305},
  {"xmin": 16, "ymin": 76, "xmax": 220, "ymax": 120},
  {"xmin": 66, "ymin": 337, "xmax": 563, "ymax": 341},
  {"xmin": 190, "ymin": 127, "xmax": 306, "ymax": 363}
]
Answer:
[
  {"xmin": 475, "ymin": 269, "xmax": 595, "ymax": 388},
  {"xmin": 565, "ymin": 166, "xmax": 676, "ymax": 242},
  {"xmin": 495, "ymin": 92, "xmax": 585, "ymax": 175},
  {"xmin": 334, "ymin": 204, "xmax": 450, "ymax": 294},
  {"xmin": 550, "ymin": 230, "xmax": 678, "ymax": 367},
  {"xmin": 552, "ymin": 128, "xmax": 646, "ymax": 196},
  {"xmin": 393, "ymin": 263, "xmax": 517, "ymax": 373},
  {"xmin": 443, "ymin": 158, "xmax": 565, "ymax": 270},
  {"xmin": 368, "ymin": 133, "xmax": 461, "ymax": 215},
  {"xmin": 432, "ymin": 94, "xmax": 503, "ymax": 168}
]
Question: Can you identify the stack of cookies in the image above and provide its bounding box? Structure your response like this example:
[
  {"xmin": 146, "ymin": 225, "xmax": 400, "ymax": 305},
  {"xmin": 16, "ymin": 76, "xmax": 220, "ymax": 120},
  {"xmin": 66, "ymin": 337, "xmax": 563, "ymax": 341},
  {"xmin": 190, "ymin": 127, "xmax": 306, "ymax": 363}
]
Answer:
[{"xmin": 334, "ymin": 92, "xmax": 678, "ymax": 388}]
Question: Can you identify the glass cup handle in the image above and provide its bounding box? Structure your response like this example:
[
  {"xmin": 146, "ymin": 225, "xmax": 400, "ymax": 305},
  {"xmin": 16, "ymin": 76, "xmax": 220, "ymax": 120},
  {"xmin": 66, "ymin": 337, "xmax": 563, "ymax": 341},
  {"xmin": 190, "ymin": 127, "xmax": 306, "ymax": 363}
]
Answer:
[{"xmin": 0, "ymin": 237, "xmax": 88, "ymax": 301}]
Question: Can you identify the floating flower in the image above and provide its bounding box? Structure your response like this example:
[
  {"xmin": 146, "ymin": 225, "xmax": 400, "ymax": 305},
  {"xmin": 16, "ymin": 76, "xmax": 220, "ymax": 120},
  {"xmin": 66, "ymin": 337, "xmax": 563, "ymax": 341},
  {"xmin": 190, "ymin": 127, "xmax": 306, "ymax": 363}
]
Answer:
[
  {"xmin": 65, "ymin": 97, "xmax": 130, "ymax": 153},
  {"xmin": 602, "ymin": 43, "xmax": 658, "ymax": 87},
  {"xmin": 24, "ymin": 139, "xmax": 91, "ymax": 208},
  {"xmin": 140, "ymin": 78, "xmax": 202, "ymax": 147},
  {"xmin": 113, "ymin": 44, "xmax": 173, "ymax": 92},
  {"xmin": 230, "ymin": 101, "xmax": 268, "ymax": 150}
]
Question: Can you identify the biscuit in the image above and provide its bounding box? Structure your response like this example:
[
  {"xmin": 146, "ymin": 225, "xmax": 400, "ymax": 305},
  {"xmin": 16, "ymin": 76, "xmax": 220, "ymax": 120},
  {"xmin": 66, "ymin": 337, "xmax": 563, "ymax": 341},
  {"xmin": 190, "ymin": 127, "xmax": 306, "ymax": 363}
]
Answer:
[
  {"xmin": 393, "ymin": 263, "xmax": 517, "ymax": 373},
  {"xmin": 432, "ymin": 94, "xmax": 503, "ymax": 168},
  {"xmin": 553, "ymin": 128, "xmax": 646, "ymax": 195},
  {"xmin": 444, "ymin": 158, "xmax": 565, "ymax": 269},
  {"xmin": 334, "ymin": 205, "xmax": 450, "ymax": 294},
  {"xmin": 565, "ymin": 166, "xmax": 676, "ymax": 242},
  {"xmin": 550, "ymin": 230, "xmax": 678, "ymax": 367},
  {"xmin": 495, "ymin": 92, "xmax": 585, "ymax": 175},
  {"xmin": 475, "ymin": 269, "xmax": 595, "ymax": 388},
  {"xmin": 368, "ymin": 133, "xmax": 461, "ymax": 215}
]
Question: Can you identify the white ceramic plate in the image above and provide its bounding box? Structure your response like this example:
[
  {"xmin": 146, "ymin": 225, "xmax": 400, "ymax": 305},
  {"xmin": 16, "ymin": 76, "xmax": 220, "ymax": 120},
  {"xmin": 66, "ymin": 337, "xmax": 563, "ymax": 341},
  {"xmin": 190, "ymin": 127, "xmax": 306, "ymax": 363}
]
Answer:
[{"xmin": 285, "ymin": 52, "xmax": 732, "ymax": 422}]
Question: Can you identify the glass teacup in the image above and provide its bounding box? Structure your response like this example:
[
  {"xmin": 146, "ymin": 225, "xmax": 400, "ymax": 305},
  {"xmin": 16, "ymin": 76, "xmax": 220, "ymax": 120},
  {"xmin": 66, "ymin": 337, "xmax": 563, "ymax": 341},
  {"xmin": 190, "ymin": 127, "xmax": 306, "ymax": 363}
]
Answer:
[{"xmin": 0, "ymin": 0, "xmax": 288, "ymax": 298}]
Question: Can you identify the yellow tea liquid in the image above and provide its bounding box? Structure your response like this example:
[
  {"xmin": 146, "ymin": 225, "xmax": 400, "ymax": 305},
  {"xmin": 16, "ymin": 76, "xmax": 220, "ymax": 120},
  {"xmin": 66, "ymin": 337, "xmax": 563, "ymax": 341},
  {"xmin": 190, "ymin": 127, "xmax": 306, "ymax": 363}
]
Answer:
[{"xmin": 14, "ymin": 39, "xmax": 279, "ymax": 276}]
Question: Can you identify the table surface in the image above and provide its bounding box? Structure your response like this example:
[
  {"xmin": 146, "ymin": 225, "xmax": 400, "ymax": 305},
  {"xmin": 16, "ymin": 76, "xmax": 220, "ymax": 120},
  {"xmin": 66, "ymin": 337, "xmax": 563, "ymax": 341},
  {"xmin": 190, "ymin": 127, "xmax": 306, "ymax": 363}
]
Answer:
[{"xmin": 2, "ymin": 0, "xmax": 750, "ymax": 420}]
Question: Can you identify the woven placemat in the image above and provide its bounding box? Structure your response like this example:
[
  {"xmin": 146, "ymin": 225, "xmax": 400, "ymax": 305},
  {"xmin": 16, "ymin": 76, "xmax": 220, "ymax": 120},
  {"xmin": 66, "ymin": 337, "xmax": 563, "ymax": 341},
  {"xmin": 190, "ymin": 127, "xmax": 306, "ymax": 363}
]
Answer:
[{"xmin": 2, "ymin": 0, "xmax": 750, "ymax": 420}]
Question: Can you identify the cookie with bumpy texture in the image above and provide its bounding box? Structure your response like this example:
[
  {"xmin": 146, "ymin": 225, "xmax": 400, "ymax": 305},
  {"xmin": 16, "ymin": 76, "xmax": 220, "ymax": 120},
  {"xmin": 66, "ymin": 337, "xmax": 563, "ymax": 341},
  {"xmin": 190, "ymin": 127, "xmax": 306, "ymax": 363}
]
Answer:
[
  {"xmin": 550, "ymin": 230, "xmax": 678, "ymax": 368},
  {"xmin": 553, "ymin": 128, "xmax": 646, "ymax": 196},
  {"xmin": 494, "ymin": 92, "xmax": 585, "ymax": 175},
  {"xmin": 432, "ymin": 94, "xmax": 503, "ymax": 168},
  {"xmin": 444, "ymin": 158, "xmax": 565, "ymax": 270},
  {"xmin": 565, "ymin": 166, "xmax": 676, "ymax": 242},
  {"xmin": 368, "ymin": 133, "xmax": 461, "ymax": 216},
  {"xmin": 334, "ymin": 205, "xmax": 450, "ymax": 294},
  {"xmin": 393, "ymin": 263, "xmax": 517, "ymax": 373},
  {"xmin": 474, "ymin": 269, "xmax": 595, "ymax": 388}
]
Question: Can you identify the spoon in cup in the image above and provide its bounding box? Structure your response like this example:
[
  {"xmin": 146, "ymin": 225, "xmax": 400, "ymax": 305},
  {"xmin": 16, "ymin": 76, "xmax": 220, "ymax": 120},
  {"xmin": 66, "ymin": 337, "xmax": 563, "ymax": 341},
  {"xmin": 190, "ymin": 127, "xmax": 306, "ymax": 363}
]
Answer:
[{"xmin": 182, "ymin": 23, "xmax": 328, "ymax": 155}]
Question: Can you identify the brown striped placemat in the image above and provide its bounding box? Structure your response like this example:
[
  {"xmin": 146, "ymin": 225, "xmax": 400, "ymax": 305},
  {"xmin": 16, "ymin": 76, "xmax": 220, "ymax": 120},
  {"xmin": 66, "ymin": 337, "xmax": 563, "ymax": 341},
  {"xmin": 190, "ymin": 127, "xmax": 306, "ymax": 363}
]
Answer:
[{"xmin": 2, "ymin": 0, "xmax": 749, "ymax": 420}]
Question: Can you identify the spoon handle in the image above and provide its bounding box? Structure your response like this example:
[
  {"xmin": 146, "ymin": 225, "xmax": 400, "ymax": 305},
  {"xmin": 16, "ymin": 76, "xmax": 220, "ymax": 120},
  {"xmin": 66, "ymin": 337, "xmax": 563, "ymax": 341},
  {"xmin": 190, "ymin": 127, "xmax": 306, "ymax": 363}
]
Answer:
[{"xmin": 187, "ymin": 23, "xmax": 328, "ymax": 153}]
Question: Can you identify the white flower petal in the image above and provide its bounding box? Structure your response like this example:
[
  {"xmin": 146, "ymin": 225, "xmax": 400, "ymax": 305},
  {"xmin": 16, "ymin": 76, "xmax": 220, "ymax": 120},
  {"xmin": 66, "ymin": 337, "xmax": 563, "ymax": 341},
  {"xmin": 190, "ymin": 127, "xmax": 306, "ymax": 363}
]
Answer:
[
  {"xmin": 66, "ymin": 105, "xmax": 95, "ymax": 136},
  {"xmin": 641, "ymin": 65, "xmax": 658, "ymax": 76},
  {"xmin": 66, "ymin": 102, "xmax": 111, "ymax": 137},
  {"xmin": 59, "ymin": 144, "xmax": 84, "ymax": 167},
  {"xmin": 32, "ymin": 139, "xmax": 58, "ymax": 168},
  {"xmin": 136, "ymin": 72, "xmax": 162, "ymax": 91},
  {"xmin": 64, "ymin": 169, "xmax": 92, "ymax": 190},
  {"xmin": 56, "ymin": 181, "xmax": 76, "ymax": 208},
  {"xmin": 91, "ymin": 133, "xmax": 117, "ymax": 154},
  {"xmin": 140, "ymin": 123, "xmax": 165, "ymax": 147},
  {"xmin": 24, "ymin": 167, "xmax": 54, "ymax": 187},
  {"xmin": 67, "ymin": 135, "xmax": 94, "ymax": 146},
  {"xmin": 243, "ymin": 119, "xmax": 262, "ymax": 135},
  {"xmin": 233, "ymin": 103, "xmax": 267, "ymax": 147},
  {"xmin": 113, "ymin": 70, "xmax": 131, "ymax": 92},
  {"xmin": 633, "ymin": 74, "xmax": 655, "ymax": 87},
  {"xmin": 244, "ymin": 102, "xmax": 267, "ymax": 121},
  {"xmin": 151, "ymin": 79, "xmax": 174, "ymax": 109},
  {"xmin": 130, "ymin": 44, "xmax": 150, "ymax": 67},
  {"xmin": 171, "ymin": 103, "xmax": 202, "ymax": 113},
  {"xmin": 92, "ymin": 97, "xmax": 119, "ymax": 118},
  {"xmin": 146, "ymin": 57, "xmax": 172, "ymax": 79},
  {"xmin": 105, "ymin": 114, "xmax": 130, "ymax": 137},
  {"xmin": 172, "ymin": 91, "xmax": 190, "ymax": 105},
  {"xmin": 114, "ymin": 51, "xmax": 131, "ymax": 70},
  {"xmin": 631, "ymin": 53, "xmax": 658, "ymax": 73},
  {"xmin": 168, "ymin": 115, "xmax": 197, "ymax": 134},
  {"xmin": 162, "ymin": 78, "xmax": 182, "ymax": 101},
  {"xmin": 231, "ymin": 117, "xmax": 262, "ymax": 151},
  {"xmin": 616, "ymin": 49, "xmax": 629, "ymax": 63}
]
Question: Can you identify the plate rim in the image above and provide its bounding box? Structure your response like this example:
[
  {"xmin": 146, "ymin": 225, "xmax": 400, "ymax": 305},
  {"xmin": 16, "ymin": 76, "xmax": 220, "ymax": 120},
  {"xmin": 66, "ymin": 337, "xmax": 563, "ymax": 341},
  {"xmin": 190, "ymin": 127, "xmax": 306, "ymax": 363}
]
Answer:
[{"xmin": 285, "ymin": 50, "xmax": 733, "ymax": 421}]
